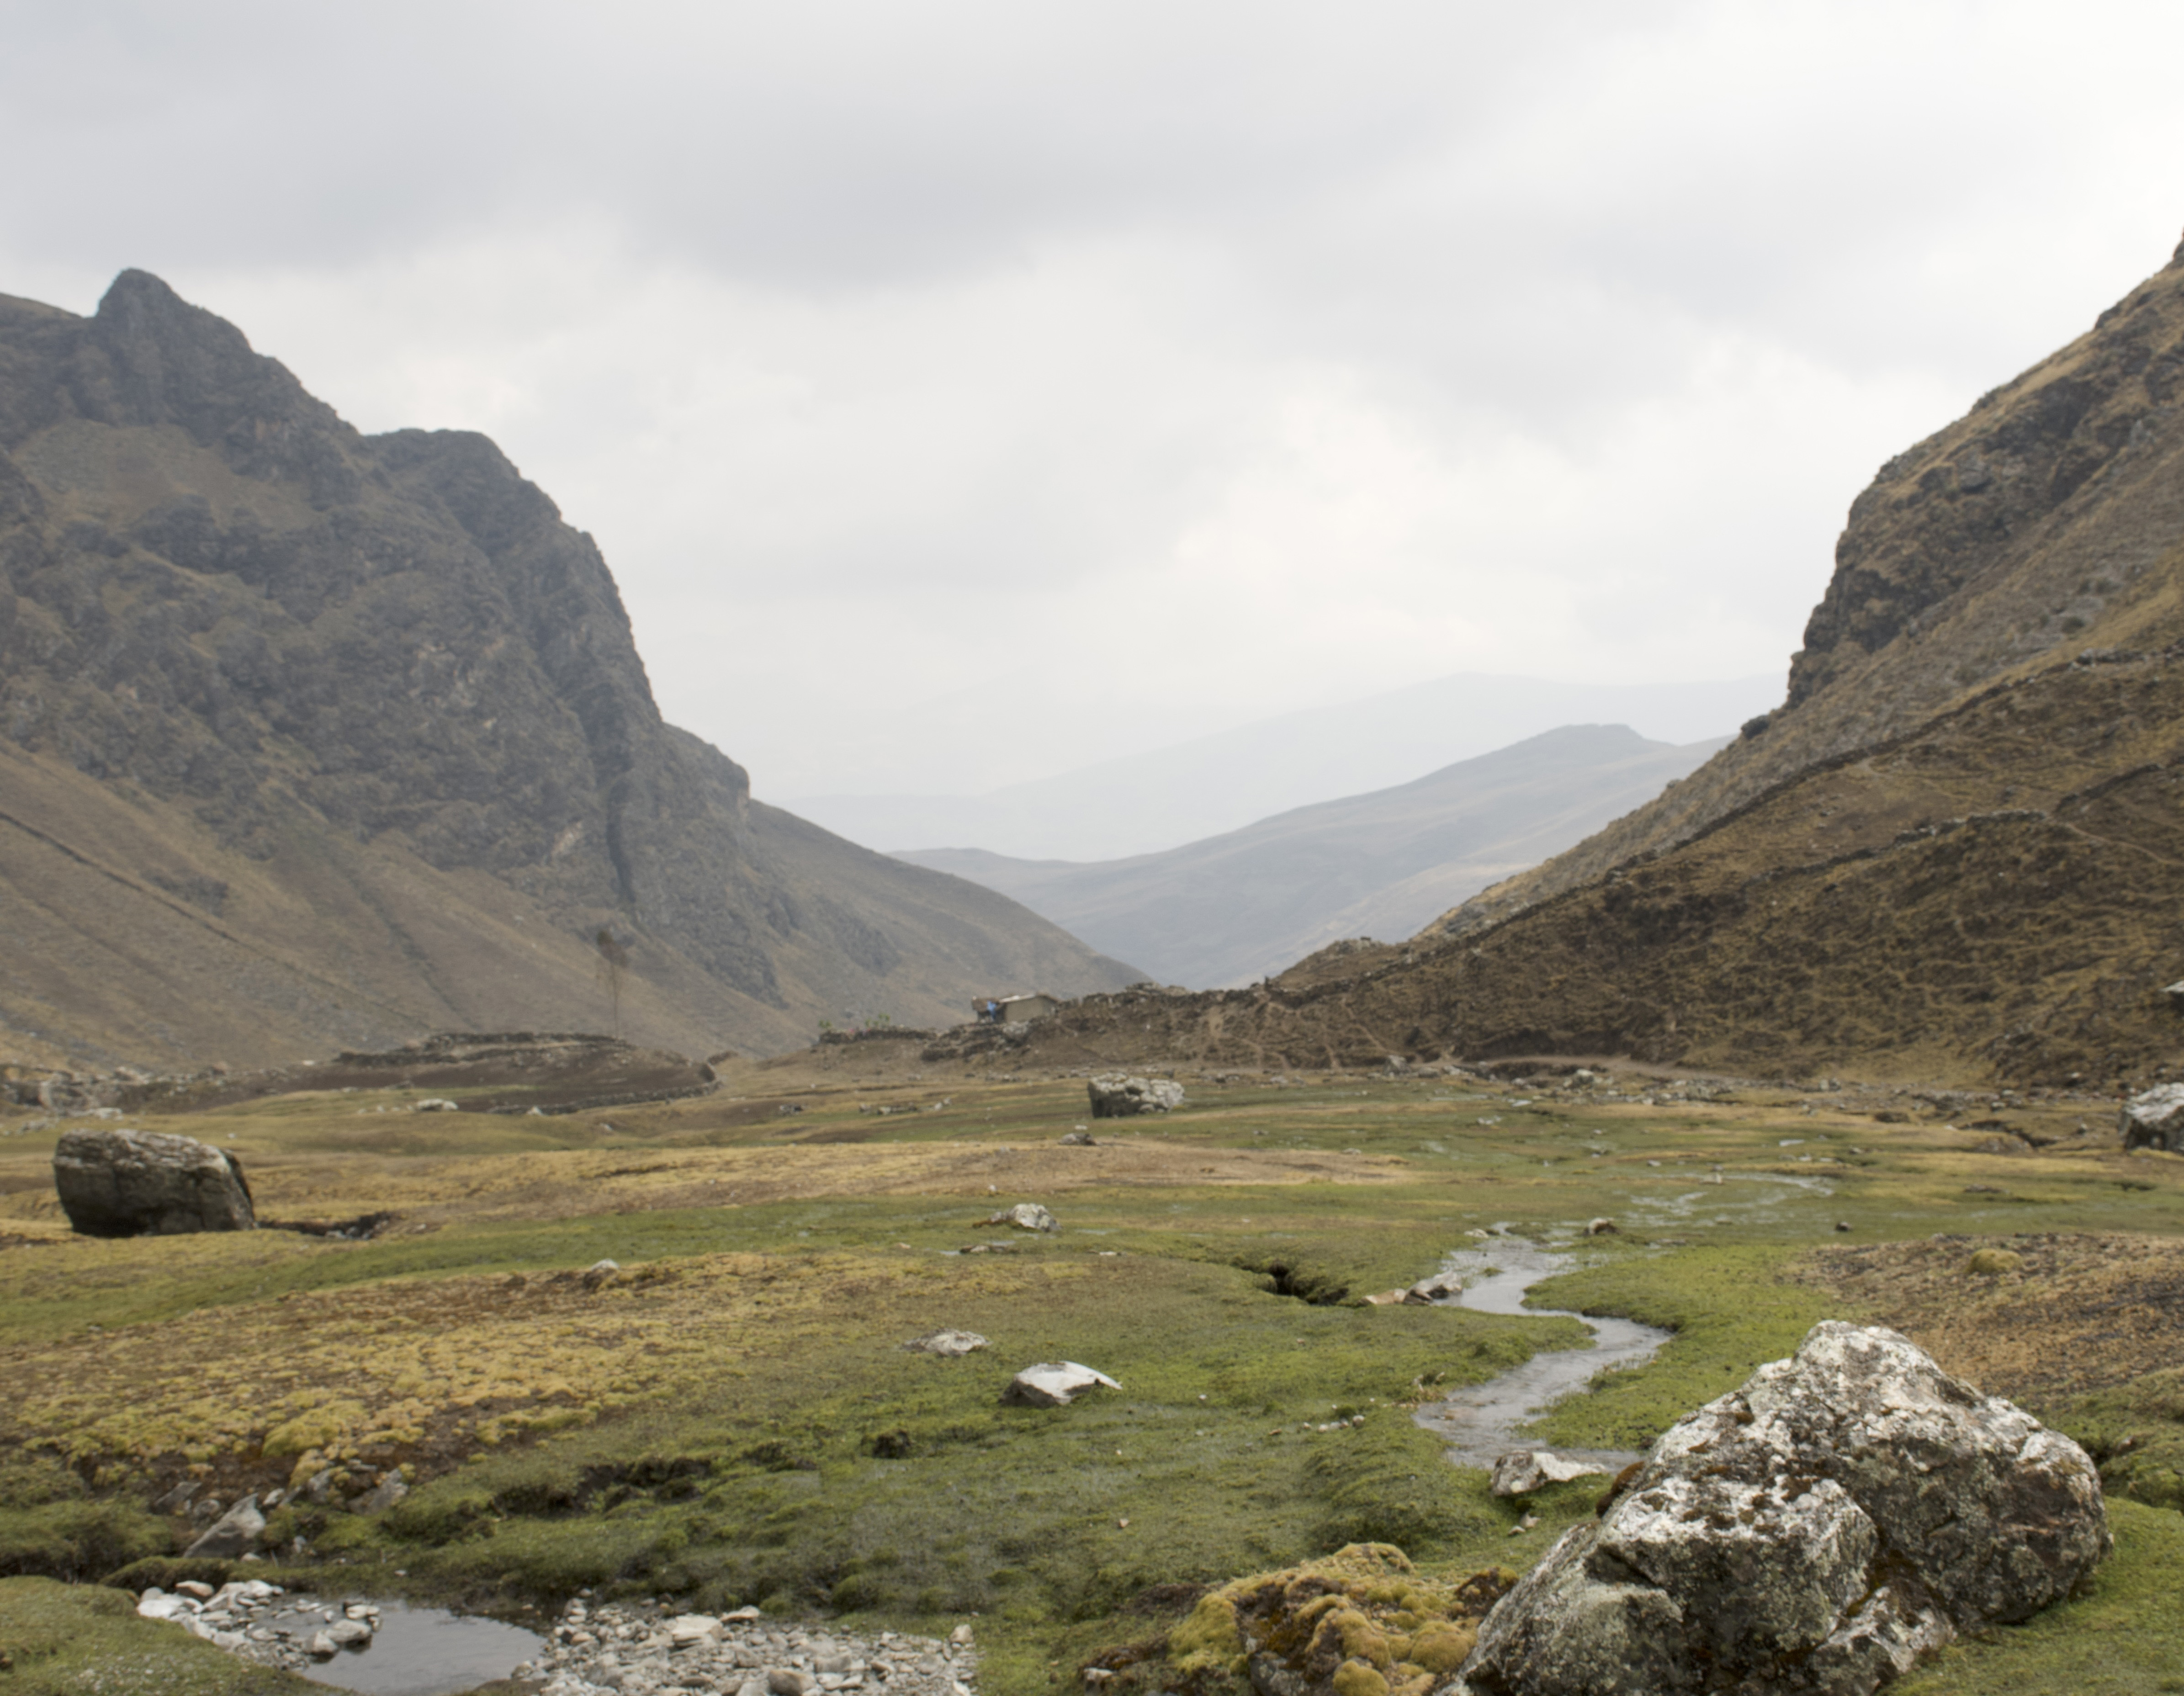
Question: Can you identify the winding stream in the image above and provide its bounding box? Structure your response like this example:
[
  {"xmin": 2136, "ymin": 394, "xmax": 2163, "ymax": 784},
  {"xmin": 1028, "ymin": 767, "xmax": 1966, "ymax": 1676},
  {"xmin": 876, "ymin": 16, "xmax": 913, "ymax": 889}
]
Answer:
[
  {"xmin": 1411, "ymin": 1171, "xmax": 1839, "ymax": 1468},
  {"xmin": 1411, "ymin": 1238, "xmax": 1669, "ymax": 1470}
]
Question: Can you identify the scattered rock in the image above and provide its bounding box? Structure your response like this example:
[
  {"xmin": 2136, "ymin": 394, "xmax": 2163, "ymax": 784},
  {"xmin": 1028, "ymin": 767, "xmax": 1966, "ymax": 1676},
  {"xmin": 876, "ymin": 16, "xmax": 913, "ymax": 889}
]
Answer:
[
  {"xmin": 307, "ymin": 1631, "xmax": 339, "ymax": 1658},
  {"xmin": 356, "ymin": 1473, "xmax": 409, "ymax": 1514},
  {"xmin": 1404, "ymin": 1270, "xmax": 1466, "ymax": 1304},
  {"xmin": 138, "ymin": 1588, "xmax": 195, "ymax": 1620},
  {"xmin": 986, "ymin": 1202, "xmax": 1057, "ymax": 1231},
  {"xmin": 1059, "ymin": 1129, "xmax": 1097, "ymax": 1146},
  {"xmin": 1489, "ymin": 1450, "xmax": 1611, "ymax": 1497},
  {"xmin": 2119, "ymin": 1082, "xmax": 2184, "ymax": 1152},
  {"xmin": 1003, "ymin": 1361, "xmax": 1121, "ymax": 1407},
  {"xmin": 1087, "ymin": 1076, "xmax": 1184, "ymax": 1118},
  {"xmin": 668, "ymin": 1614, "xmax": 722, "ymax": 1648},
  {"xmin": 184, "ymin": 1494, "xmax": 265, "ymax": 1558},
  {"xmin": 52, "ymin": 1127, "xmax": 255, "ymax": 1237},
  {"xmin": 581, "ymin": 1258, "xmax": 621, "ymax": 1290},
  {"xmin": 1585, "ymin": 1217, "xmax": 1617, "ymax": 1235},
  {"xmin": 1454, "ymin": 1322, "xmax": 2110, "ymax": 1696},
  {"xmin": 151, "ymin": 1479, "xmax": 200, "ymax": 1513},
  {"xmin": 412, "ymin": 1098, "xmax": 460, "ymax": 1113},
  {"xmin": 904, "ymin": 1329, "xmax": 990, "ymax": 1356},
  {"xmin": 325, "ymin": 1618, "xmax": 373, "ymax": 1647}
]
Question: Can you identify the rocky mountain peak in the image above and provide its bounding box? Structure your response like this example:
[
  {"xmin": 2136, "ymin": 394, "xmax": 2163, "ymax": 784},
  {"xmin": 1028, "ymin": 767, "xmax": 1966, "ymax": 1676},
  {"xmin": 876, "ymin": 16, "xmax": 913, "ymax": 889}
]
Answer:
[{"xmin": 0, "ymin": 271, "xmax": 1139, "ymax": 1069}]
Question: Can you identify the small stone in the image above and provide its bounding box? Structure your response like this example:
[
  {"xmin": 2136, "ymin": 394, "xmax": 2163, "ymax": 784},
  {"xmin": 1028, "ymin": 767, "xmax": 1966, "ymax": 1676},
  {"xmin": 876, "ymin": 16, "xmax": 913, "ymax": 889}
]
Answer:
[
  {"xmin": 1585, "ymin": 1216, "xmax": 1617, "ymax": 1235},
  {"xmin": 308, "ymin": 1631, "xmax": 339, "ymax": 1658},
  {"xmin": 986, "ymin": 1202, "xmax": 1056, "ymax": 1231},
  {"xmin": 326, "ymin": 1618, "xmax": 372, "ymax": 1647},
  {"xmin": 152, "ymin": 1479, "xmax": 200, "ymax": 1513},
  {"xmin": 905, "ymin": 1328, "xmax": 991, "ymax": 1359},
  {"xmin": 1490, "ymin": 1449, "xmax": 1610, "ymax": 1496},
  {"xmin": 185, "ymin": 1494, "xmax": 265, "ymax": 1558},
  {"xmin": 357, "ymin": 1473, "xmax": 409, "ymax": 1513},
  {"xmin": 1002, "ymin": 1361, "xmax": 1120, "ymax": 1407}
]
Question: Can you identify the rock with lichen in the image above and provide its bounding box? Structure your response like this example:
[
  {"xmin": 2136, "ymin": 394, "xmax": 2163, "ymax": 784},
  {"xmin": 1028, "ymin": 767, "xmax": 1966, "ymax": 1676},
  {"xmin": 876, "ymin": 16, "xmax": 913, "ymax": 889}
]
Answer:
[{"xmin": 1449, "ymin": 1322, "xmax": 2110, "ymax": 1696}]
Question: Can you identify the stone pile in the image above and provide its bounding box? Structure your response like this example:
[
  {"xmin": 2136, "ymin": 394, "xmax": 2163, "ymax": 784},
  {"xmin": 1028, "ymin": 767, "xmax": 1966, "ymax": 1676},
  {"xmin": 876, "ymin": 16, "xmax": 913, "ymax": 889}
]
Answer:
[
  {"xmin": 527, "ymin": 1595, "xmax": 980, "ymax": 1696},
  {"xmin": 137, "ymin": 1579, "xmax": 380, "ymax": 1672}
]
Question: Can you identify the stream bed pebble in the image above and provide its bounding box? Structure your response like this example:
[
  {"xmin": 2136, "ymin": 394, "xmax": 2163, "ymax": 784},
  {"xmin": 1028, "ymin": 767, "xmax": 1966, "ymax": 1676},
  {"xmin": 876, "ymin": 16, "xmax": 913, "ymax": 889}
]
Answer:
[
  {"xmin": 531, "ymin": 1597, "xmax": 981, "ymax": 1696},
  {"xmin": 138, "ymin": 1581, "xmax": 978, "ymax": 1696}
]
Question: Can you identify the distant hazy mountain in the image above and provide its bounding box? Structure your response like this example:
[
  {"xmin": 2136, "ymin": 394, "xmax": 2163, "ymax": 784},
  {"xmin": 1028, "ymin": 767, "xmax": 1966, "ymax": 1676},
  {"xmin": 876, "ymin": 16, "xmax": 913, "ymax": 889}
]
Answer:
[
  {"xmin": 896, "ymin": 724, "xmax": 1726, "ymax": 986},
  {"xmin": 786, "ymin": 671, "xmax": 1775, "ymax": 861}
]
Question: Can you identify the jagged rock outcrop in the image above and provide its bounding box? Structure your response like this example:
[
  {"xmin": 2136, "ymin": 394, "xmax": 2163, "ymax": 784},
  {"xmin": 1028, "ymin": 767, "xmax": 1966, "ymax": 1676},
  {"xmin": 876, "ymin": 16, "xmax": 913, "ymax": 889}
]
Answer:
[
  {"xmin": 1452, "ymin": 1323, "xmax": 2109, "ymax": 1696},
  {"xmin": 0, "ymin": 272, "xmax": 1138, "ymax": 1068},
  {"xmin": 52, "ymin": 1126, "xmax": 256, "ymax": 1236}
]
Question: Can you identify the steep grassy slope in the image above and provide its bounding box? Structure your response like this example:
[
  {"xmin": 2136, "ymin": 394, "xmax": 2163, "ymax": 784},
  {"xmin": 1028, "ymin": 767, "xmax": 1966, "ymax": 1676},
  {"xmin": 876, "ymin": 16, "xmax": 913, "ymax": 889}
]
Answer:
[
  {"xmin": 0, "ymin": 274, "xmax": 1136, "ymax": 1069},
  {"xmin": 1441, "ymin": 233, "xmax": 2184, "ymax": 938},
  {"xmin": 900, "ymin": 726, "xmax": 1725, "ymax": 987}
]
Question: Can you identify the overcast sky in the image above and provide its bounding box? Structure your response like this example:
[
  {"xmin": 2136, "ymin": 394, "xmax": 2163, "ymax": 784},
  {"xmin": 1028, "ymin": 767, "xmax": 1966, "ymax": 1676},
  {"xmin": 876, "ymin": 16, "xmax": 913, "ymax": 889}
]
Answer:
[{"xmin": 7, "ymin": 0, "xmax": 2183, "ymax": 798}]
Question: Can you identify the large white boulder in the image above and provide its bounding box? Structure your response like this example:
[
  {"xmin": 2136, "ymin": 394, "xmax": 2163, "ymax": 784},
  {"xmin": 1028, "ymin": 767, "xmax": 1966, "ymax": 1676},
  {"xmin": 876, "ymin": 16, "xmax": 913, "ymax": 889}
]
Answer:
[{"xmin": 1453, "ymin": 1322, "xmax": 2110, "ymax": 1696}]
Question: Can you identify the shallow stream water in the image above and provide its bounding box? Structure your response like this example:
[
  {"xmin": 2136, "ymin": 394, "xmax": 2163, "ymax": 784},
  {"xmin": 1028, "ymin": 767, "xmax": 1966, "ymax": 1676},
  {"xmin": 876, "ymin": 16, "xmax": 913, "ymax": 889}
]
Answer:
[
  {"xmin": 271, "ymin": 1600, "xmax": 544, "ymax": 1696},
  {"xmin": 1411, "ymin": 1169, "xmax": 1840, "ymax": 1469},
  {"xmin": 1411, "ymin": 1238, "xmax": 1670, "ymax": 1470}
]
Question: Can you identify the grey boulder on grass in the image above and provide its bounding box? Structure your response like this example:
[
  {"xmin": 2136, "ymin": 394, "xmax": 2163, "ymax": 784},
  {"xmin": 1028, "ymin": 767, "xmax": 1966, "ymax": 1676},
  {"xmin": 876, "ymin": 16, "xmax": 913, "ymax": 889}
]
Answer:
[
  {"xmin": 2119, "ymin": 1081, "xmax": 2184, "ymax": 1152},
  {"xmin": 52, "ymin": 1127, "xmax": 255, "ymax": 1236},
  {"xmin": 1450, "ymin": 1321, "xmax": 2109, "ymax": 1696},
  {"xmin": 1087, "ymin": 1075, "xmax": 1184, "ymax": 1117}
]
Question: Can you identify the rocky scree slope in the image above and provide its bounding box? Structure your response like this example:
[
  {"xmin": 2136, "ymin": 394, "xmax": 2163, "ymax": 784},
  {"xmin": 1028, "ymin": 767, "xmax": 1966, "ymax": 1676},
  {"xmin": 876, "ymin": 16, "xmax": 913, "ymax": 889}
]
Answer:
[
  {"xmin": 0, "ymin": 272, "xmax": 1136, "ymax": 1070},
  {"xmin": 971, "ymin": 247, "xmax": 2184, "ymax": 1087},
  {"xmin": 1443, "ymin": 232, "xmax": 2184, "ymax": 940}
]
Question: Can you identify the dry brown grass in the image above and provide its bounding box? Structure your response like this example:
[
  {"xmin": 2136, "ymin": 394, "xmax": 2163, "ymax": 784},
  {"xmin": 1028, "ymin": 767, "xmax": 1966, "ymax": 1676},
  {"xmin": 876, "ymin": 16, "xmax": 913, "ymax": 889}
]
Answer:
[{"xmin": 1792, "ymin": 1231, "xmax": 2184, "ymax": 1404}]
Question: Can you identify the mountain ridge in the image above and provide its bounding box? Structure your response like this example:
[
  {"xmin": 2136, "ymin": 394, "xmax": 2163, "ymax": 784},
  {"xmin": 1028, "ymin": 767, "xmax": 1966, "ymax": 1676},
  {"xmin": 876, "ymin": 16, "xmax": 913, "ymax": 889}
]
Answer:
[
  {"xmin": 0, "ymin": 271, "xmax": 1139, "ymax": 1071},
  {"xmin": 897, "ymin": 724, "xmax": 1726, "ymax": 987}
]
